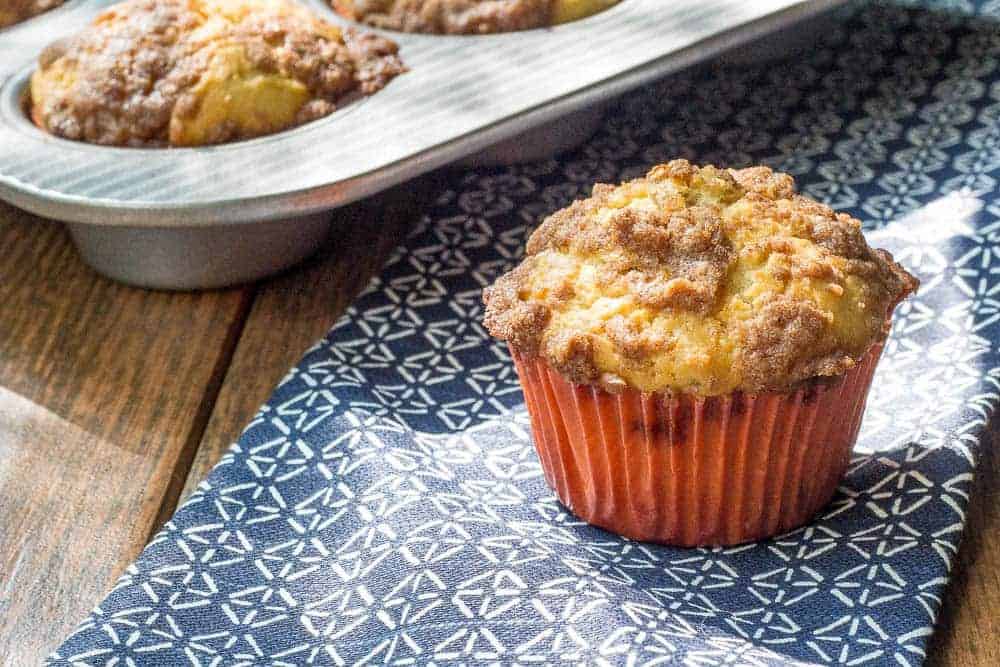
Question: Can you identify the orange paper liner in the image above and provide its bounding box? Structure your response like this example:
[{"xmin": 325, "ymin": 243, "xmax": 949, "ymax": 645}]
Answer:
[{"xmin": 512, "ymin": 344, "xmax": 883, "ymax": 547}]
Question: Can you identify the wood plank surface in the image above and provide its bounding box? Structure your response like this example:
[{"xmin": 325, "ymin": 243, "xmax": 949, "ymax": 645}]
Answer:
[
  {"xmin": 0, "ymin": 203, "xmax": 251, "ymax": 665},
  {"xmin": 926, "ymin": 425, "xmax": 1000, "ymax": 666}
]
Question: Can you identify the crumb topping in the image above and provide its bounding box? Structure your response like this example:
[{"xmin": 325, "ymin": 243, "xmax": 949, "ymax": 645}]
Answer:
[
  {"xmin": 332, "ymin": 0, "xmax": 619, "ymax": 34},
  {"xmin": 483, "ymin": 160, "xmax": 919, "ymax": 396},
  {"xmin": 30, "ymin": 0, "xmax": 405, "ymax": 147},
  {"xmin": 0, "ymin": 0, "xmax": 63, "ymax": 28}
]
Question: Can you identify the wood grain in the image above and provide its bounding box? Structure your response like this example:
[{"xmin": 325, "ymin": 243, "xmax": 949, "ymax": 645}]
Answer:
[
  {"xmin": 926, "ymin": 424, "xmax": 1000, "ymax": 666},
  {"xmin": 0, "ymin": 203, "xmax": 250, "ymax": 665}
]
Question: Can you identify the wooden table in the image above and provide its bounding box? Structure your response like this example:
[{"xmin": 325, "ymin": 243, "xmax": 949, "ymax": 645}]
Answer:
[{"xmin": 0, "ymin": 188, "xmax": 996, "ymax": 666}]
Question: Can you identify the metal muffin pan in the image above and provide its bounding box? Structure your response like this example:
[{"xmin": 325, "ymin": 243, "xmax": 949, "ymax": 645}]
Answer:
[{"xmin": 0, "ymin": 0, "xmax": 844, "ymax": 289}]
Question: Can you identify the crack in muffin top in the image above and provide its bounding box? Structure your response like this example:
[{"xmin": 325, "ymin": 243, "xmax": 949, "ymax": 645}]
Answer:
[
  {"xmin": 0, "ymin": 0, "xmax": 64, "ymax": 28},
  {"xmin": 30, "ymin": 0, "xmax": 405, "ymax": 147},
  {"xmin": 332, "ymin": 0, "xmax": 619, "ymax": 34},
  {"xmin": 483, "ymin": 160, "xmax": 919, "ymax": 396}
]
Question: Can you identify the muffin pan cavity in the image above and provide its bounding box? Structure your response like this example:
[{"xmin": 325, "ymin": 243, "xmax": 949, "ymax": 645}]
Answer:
[
  {"xmin": 26, "ymin": 0, "xmax": 404, "ymax": 148},
  {"xmin": 0, "ymin": 0, "xmax": 846, "ymax": 289},
  {"xmin": 8, "ymin": 66, "xmax": 377, "ymax": 153}
]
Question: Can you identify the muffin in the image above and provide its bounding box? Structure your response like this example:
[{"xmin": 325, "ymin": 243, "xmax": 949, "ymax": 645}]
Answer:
[
  {"xmin": 29, "ymin": 0, "xmax": 405, "ymax": 147},
  {"xmin": 1, "ymin": 0, "xmax": 64, "ymax": 28},
  {"xmin": 483, "ymin": 160, "xmax": 918, "ymax": 546},
  {"xmin": 332, "ymin": 0, "xmax": 620, "ymax": 34}
]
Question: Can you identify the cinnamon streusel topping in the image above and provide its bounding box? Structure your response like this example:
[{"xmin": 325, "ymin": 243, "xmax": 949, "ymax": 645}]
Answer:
[
  {"xmin": 483, "ymin": 160, "xmax": 918, "ymax": 396},
  {"xmin": 332, "ymin": 0, "xmax": 619, "ymax": 34},
  {"xmin": 30, "ymin": 0, "xmax": 405, "ymax": 146}
]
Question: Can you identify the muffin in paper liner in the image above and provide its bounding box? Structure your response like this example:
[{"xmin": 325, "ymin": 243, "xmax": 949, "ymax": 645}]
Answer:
[
  {"xmin": 484, "ymin": 161, "xmax": 919, "ymax": 546},
  {"xmin": 511, "ymin": 342, "xmax": 884, "ymax": 547}
]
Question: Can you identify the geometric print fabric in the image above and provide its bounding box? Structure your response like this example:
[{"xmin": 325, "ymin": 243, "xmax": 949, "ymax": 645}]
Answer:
[{"xmin": 51, "ymin": 2, "xmax": 1000, "ymax": 664}]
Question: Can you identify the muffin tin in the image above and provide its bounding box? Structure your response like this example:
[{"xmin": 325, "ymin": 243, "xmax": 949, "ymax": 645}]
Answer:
[{"xmin": 0, "ymin": 0, "xmax": 844, "ymax": 289}]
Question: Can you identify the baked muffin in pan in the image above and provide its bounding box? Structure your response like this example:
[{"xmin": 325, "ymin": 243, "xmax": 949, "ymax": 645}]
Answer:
[
  {"xmin": 484, "ymin": 160, "xmax": 918, "ymax": 546},
  {"xmin": 1, "ymin": 0, "xmax": 64, "ymax": 28},
  {"xmin": 29, "ymin": 0, "xmax": 405, "ymax": 147},
  {"xmin": 332, "ymin": 0, "xmax": 620, "ymax": 34}
]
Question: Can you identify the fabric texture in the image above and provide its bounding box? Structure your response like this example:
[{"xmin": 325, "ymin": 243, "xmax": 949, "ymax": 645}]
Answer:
[{"xmin": 52, "ymin": 1, "xmax": 1000, "ymax": 664}]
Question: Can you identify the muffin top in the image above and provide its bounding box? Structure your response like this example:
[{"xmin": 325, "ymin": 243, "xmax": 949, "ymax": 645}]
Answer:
[
  {"xmin": 1, "ymin": 0, "xmax": 64, "ymax": 28},
  {"xmin": 332, "ymin": 0, "xmax": 619, "ymax": 34},
  {"xmin": 484, "ymin": 160, "xmax": 918, "ymax": 396},
  {"xmin": 30, "ymin": 0, "xmax": 405, "ymax": 147}
]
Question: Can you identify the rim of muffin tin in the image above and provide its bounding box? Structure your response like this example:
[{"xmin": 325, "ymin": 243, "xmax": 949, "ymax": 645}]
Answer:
[{"xmin": 0, "ymin": 0, "xmax": 845, "ymax": 229}]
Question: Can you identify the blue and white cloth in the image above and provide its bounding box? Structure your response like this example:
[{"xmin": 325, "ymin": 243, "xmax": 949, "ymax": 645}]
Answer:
[{"xmin": 51, "ymin": 2, "xmax": 1000, "ymax": 665}]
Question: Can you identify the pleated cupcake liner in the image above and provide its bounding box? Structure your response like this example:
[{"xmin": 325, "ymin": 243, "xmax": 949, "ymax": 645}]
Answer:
[{"xmin": 511, "ymin": 344, "xmax": 883, "ymax": 547}]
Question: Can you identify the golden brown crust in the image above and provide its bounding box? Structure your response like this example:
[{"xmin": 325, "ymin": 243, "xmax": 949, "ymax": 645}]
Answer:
[
  {"xmin": 333, "ymin": 0, "xmax": 552, "ymax": 34},
  {"xmin": 737, "ymin": 296, "xmax": 849, "ymax": 391},
  {"xmin": 0, "ymin": 0, "xmax": 63, "ymax": 28},
  {"xmin": 483, "ymin": 256, "xmax": 550, "ymax": 357},
  {"xmin": 483, "ymin": 160, "xmax": 919, "ymax": 396},
  {"xmin": 30, "ymin": 0, "xmax": 405, "ymax": 147}
]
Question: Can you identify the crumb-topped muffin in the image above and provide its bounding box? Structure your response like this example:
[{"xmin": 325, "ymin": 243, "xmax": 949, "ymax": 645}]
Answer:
[
  {"xmin": 30, "ymin": 0, "xmax": 405, "ymax": 147},
  {"xmin": 484, "ymin": 160, "xmax": 918, "ymax": 546},
  {"xmin": 332, "ymin": 0, "xmax": 619, "ymax": 34},
  {"xmin": 0, "ymin": 0, "xmax": 63, "ymax": 28}
]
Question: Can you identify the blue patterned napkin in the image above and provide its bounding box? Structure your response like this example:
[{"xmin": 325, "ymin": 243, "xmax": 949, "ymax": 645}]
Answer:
[{"xmin": 51, "ymin": 2, "xmax": 1000, "ymax": 665}]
